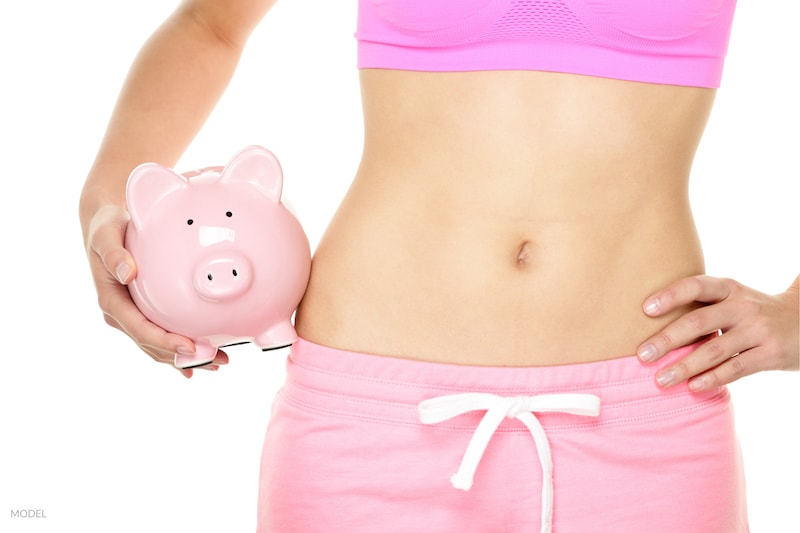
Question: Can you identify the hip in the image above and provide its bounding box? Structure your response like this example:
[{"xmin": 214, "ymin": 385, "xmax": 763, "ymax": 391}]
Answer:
[{"xmin": 258, "ymin": 338, "xmax": 747, "ymax": 532}]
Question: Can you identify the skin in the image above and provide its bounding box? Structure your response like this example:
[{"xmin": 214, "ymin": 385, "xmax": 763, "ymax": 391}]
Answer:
[
  {"xmin": 80, "ymin": 0, "xmax": 798, "ymax": 387},
  {"xmin": 638, "ymin": 275, "xmax": 798, "ymax": 390}
]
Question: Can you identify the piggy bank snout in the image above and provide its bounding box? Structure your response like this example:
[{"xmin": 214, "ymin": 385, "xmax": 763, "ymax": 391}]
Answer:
[{"xmin": 192, "ymin": 252, "xmax": 254, "ymax": 302}]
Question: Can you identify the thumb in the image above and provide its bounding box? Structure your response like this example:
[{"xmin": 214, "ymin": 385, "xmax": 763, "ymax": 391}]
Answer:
[{"xmin": 88, "ymin": 205, "xmax": 137, "ymax": 285}]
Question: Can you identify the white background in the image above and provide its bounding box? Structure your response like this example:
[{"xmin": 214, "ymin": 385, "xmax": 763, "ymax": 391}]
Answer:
[{"xmin": 1, "ymin": 1, "xmax": 797, "ymax": 531}]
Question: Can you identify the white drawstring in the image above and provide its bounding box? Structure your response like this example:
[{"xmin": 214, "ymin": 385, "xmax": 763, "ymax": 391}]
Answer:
[{"xmin": 418, "ymin": 392, "xmax": 601, "ymax": 533}]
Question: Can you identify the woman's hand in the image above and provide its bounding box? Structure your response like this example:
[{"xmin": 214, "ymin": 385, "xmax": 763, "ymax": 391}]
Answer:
[
  {"xmin": 636, "ymin": 275, "xmax": 799, "ymax": 391},
  {"xmin": 75, "ymin": 0, "xmax": 280, "ymax": 377},
  {"xmin": 82, "ymin": 202, "xmax": 229, "ymax": 378}
]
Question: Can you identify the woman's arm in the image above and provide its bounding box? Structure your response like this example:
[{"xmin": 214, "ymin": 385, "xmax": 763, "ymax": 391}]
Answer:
[
  {"xmin": 637, "ymin": 274, "xmax": 800, "ymax": 390},
  {"xmin": 79, "ymin": 0, "xmax": 277, "ymax": 377}
]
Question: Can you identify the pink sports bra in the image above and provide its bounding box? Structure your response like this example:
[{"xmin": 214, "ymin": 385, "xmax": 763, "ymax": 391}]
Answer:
[{"xmin": 356, "ymin": 0, "xmax": 737, "ymax": 88}]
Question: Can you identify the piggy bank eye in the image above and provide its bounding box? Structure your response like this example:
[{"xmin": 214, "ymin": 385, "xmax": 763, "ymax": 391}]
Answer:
[
  {"xmin": 226, "ymin": 211, "xmax": 233, "ymax": 218},
  {"xmin": 187, "ymin": 219, "xmax": 194, "ymax": 225}
]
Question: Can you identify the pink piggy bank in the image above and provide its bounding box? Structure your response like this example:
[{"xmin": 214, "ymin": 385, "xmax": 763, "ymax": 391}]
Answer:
[{"xmin": 124, "ymin": 146, "xmax": 311, "ymax": 368}]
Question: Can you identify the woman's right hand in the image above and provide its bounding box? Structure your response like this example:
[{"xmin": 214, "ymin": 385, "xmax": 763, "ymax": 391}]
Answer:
[
  {"xmin": 82, "ymin": 201, "xmax": 228, "ymax": 378},
  {"xmin": 75, "ymin": 0, "xmax": 276, "ymax": 375}
]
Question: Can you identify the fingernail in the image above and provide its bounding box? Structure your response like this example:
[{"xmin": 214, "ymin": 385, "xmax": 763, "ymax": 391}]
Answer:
[
  {"xmin": 638, "ymin": 343, "xmax": 658, "ymax": 362},
  {"xmin": 177, "ymin": 346, "xmax": 195, "ymax": 354},
  {"xmin": 115, "ymin": 263, "xmax": 131, "ymax": 284},
  {"xmin": 656, "ymin": 369, "xmax": 678, "ymax": 388},
  {"xmin": 643, "ymin": 298, "xmax": 661, "ymax": 315}
]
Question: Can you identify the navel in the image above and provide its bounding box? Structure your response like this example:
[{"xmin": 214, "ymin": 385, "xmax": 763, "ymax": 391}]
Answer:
[{"xmin": 516, "ymin": 240, "xmax": 534, "ymax": 267}]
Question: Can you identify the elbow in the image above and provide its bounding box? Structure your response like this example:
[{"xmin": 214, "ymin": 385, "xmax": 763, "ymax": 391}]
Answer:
[{"xmin": 176, "ymin": 0, "xmax": 274, "ymax": 52}]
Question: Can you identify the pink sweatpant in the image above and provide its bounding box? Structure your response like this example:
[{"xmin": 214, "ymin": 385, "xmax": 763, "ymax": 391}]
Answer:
[{"xmin": 257, "ymin": 338, "xmax": 747, "ymax": 532}]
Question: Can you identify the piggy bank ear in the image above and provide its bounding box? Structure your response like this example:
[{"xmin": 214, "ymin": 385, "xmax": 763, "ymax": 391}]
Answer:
[
  {"xmin": 126, "ymin": 163, "xmax": 189, "ymax": 230},
  {"xmin": 220, "ymin": 146, "xmax": 283, "ymax": 202}
]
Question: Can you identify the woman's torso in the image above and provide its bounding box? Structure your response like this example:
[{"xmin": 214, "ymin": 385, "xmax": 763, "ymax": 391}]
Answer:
[{"xmin": 295, "ymin": 68, "xmax": 714, "ymax": 366}]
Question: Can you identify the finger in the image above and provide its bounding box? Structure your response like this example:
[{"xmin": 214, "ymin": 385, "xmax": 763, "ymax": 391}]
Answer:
[
  {"xmin": 190, "ymin": 349, "xmax": 230, "ymax": 371},
  {"xmin": 103, "ymin": 284, "xmax": 230, "ymax": 372},
  {"xmin": 686, "ymin": 349, "xmax": 762, "ymax": 391},
  {"xmin": 97, "ymin": 263, "xmax": 193, "ymax": 348},
  {"xmin": 638, "ymin": 300, "xmax": 741, "ymax": 363},
  {"xmin": 101, "ymin": 312, "xmax": 170, "ymax": 364},
  {"xmin": 87, "ymin": 206, "xmax": 136, "ymax": 284},
  {"xmin": 101, "ymin": 313, "xmax": 189, "ymax": 372},
  {"xmin": 654, "ymin": 331, "xmax": 751, "ymax": 388},
  {"xmin": 93, "ymin": 226, "xmax": 136, "ymax": 285},
  {"xmin": 211, "ymin": 350, "xmax": 230, "ymax": 365},
  {"xmin": 107, "ymin": 308, "xmax": 186, "ymax": 367},
  {"xmin": 139, "ymin": 342, "xmax": 183, "ymax": 365},
  {"xmin": 643, "ymin": 275, "xmax": 736, "ymax": 317}
]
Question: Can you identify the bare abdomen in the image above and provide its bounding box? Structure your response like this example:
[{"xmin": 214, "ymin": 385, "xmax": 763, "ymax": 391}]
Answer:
[{"xmin": 295, "ymin": 69, "xmax": 714, "ymax": 366}]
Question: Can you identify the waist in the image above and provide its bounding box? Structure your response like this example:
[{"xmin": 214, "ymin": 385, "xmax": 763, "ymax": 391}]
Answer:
[
  {"xmin": 295, "ymin": 163, "xmax": 705, "ymax": 366},
  {"xmin": 281, "ymin": 336, "xmax": 728, "ymax": 430}
]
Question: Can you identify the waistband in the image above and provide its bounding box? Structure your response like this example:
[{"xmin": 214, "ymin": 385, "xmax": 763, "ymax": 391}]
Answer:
[{"xmin": 283, "ymin": 337, "xmax": 728, "ymax": 432}]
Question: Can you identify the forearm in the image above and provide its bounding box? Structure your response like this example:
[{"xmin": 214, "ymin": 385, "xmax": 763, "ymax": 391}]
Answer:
[{"xmin": 80, "ymin": 6, "xmax": 246, "ymax": 230}]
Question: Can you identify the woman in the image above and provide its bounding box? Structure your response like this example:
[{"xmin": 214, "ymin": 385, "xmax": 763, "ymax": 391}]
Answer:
[{"xmin": 79, "ymin": 0, "xmax": 798, "ymax": 531}]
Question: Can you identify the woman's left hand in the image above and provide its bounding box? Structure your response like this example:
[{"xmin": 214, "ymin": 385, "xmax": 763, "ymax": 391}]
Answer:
[{"xmin": 636, "ymin": 275, "xmax": 799, "ymax": 391}]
